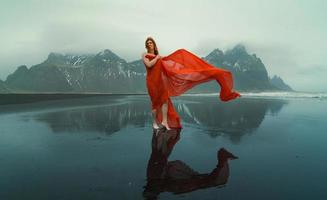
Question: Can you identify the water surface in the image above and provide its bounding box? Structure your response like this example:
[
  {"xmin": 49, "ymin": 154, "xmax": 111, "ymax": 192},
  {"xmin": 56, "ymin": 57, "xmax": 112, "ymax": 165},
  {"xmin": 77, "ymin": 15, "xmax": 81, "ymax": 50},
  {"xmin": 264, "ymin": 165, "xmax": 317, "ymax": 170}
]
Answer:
[{"xmin": 0, "ymin": 94, "xmax": 326, "ymax": 199}]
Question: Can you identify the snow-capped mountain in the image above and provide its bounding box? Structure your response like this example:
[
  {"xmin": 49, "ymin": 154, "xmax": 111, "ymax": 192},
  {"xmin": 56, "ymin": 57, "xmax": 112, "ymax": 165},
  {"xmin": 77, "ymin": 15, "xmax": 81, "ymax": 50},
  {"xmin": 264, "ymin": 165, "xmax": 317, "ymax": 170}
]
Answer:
[
  {"xmin": 203, "ymin": 44, "xmax": 278, "ymax": 91},
  {"xmin": 6, "ymin": 49, "xmax": 146, "ymax": 93},
  {"xmin": 4, "ymin": 45, "xmax": 292, "ymax": 93}
]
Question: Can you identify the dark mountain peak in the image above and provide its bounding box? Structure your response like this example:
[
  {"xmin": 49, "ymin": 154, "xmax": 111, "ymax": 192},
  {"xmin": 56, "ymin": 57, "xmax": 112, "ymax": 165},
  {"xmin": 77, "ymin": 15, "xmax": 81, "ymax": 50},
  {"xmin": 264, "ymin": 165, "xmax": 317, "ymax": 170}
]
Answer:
[
  {"xmin": 271, "ymin": 75, "xmax": 281, "ymax": 80},
  {"xmin": 270, "ymin": 75, "xmax": 293, "ymax": 91},
  {"xmin": 100, "ymin": 49, "xmax": 113, "ymax": 54},
  {"xmin": 48, "ymin": 52, "xmax": 63, "ymax": 57},
  {"xmin": 232, "ymin": 44, "xmax": 247, "ymax": 52},
  {"xmin": 45, "ymin": 52, "xmax": 66, "ymax": 64},
  {"xmin": 16, "ymin": 65, "xmax": 28, "ymax": 72},
  {"xmin": 96, "ymin": 49, "xmax": 122, "ymax": 60},
  {"xmin": 0, "ymin": 79, "xmax": 10, "ymax": 93},
  {"xmin": 5, "ymin": 65, "xmax": 30, "ymax": 85},
  {"xmin": 204, "ymin": 48, "xmax": 224, "ymax": 63},
  {"xmin": 47, "ymin": 52, "xmax": 65, "ymax": 60},
  {"xmin": 208, "ymin": 48, "xmax": 224, "ymax": 57},
  {"xmin": 225, "ymin": 44, "xmax": 248, "ymax": 57},
  {"xmin": 8, "ymin": 65, "xmax": 29, "ymax": 78}
]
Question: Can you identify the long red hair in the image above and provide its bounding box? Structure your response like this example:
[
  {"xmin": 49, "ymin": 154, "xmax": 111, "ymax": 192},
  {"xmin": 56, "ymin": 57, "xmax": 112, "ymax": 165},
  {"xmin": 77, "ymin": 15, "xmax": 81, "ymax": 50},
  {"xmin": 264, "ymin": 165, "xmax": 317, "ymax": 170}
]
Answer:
[{"xmin": 145, "ymin": 37, "xmax": 159, "ymax": 55}]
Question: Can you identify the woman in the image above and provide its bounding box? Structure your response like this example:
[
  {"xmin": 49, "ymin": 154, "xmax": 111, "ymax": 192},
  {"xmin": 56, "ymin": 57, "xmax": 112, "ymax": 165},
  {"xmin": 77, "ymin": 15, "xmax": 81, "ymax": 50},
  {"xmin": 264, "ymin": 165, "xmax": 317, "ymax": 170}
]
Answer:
[{"xmin": 142, "ymin": 36, "xmax": 240, "ymax": 130}]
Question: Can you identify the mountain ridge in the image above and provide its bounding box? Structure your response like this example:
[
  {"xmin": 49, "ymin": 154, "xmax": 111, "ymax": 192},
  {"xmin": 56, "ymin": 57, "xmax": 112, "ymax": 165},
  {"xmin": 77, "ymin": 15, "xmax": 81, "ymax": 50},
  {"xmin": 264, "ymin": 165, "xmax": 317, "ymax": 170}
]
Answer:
[{"xmin": 3, "ymin": 45, "xmax": 293, "ymax": 93}]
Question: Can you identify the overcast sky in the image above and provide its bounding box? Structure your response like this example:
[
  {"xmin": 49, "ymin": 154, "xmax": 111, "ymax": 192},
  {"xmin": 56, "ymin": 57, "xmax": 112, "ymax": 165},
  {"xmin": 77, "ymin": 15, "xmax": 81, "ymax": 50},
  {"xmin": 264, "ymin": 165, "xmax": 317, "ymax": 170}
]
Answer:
[{"xmin": 0, "ymin": 0, "xmax": 326, "ymax": 92}]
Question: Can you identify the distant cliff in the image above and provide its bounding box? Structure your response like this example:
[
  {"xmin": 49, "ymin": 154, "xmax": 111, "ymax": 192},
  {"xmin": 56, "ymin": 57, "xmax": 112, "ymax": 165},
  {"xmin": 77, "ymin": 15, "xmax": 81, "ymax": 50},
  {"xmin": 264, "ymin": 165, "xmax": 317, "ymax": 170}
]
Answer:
[
  {"xmin": 4, "ymin": 45, "xmax": 293, "ymax": 93},
  {"xmin": 0, "ymin": 80, "xmax": 10, "ymax": 93},
  {"xmin": 269, "ymin": 75, "xmax": 293, "ymax": 91},
  {"xmin": 6, "ymin": 50, "xmax": 146, "ymax": 93},
  {"xmin": 202, "ymin": 44, "xmax": 292, "ymax": 92}
]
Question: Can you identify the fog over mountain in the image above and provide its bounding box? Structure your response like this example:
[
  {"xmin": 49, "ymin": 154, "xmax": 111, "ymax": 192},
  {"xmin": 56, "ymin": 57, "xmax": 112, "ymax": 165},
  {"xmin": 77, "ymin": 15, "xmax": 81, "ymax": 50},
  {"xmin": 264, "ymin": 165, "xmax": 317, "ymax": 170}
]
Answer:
[
  {"xmin": 1, "ymin": 0, "xmax": 326, "ymax": 92},
  {"xmin": 2, "ymin": 45, "xmax": 292, "ymax": 93}
]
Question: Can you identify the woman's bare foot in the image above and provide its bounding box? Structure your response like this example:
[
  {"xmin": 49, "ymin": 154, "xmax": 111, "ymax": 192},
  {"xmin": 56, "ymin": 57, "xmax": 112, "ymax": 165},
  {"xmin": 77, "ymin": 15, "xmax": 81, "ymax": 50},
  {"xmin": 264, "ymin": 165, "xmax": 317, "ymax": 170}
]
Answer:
[
  {"xmin": 153, "ymin": 121, "xmax": 160, "ymax": 129},
  {"xmin": 161, "ymin": 121, "xmax": 171, "ymax": 130}
]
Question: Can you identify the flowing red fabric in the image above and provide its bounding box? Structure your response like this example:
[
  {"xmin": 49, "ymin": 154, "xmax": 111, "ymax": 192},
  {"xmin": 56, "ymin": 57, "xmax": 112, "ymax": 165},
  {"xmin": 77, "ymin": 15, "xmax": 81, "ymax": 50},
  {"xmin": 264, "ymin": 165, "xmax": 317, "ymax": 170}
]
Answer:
[{"xmin": 144, "ymin": 48, "xmax": 241, "ymax": 129}]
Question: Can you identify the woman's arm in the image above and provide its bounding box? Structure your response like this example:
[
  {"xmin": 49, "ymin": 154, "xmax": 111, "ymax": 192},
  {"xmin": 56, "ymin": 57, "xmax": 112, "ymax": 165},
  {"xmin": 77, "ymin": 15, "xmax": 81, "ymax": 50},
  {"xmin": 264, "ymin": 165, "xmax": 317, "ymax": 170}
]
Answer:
[{"xmin": 142, "ymin": 53, "xmax": 161, "ymax": 68}]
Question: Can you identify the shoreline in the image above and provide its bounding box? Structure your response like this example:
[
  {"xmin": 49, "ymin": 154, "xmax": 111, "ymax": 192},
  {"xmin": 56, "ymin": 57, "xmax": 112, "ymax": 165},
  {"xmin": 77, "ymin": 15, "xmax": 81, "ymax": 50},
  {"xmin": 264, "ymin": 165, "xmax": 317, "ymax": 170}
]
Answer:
[{"xmin": 0, "ymin": 91, "xmax": 326, "ymax": 106}]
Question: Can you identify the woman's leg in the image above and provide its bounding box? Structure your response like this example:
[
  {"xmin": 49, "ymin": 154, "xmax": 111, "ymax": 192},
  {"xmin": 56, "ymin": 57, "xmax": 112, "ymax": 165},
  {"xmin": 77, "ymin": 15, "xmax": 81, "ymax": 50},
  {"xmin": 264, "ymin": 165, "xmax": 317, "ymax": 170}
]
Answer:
[
  {"xmin": 152, "ymin": 109, "xmax": 160, "ymax": 129},
  {"xmin": 161, "ymin": 100, "xmax": 171, "ymax": 130}
]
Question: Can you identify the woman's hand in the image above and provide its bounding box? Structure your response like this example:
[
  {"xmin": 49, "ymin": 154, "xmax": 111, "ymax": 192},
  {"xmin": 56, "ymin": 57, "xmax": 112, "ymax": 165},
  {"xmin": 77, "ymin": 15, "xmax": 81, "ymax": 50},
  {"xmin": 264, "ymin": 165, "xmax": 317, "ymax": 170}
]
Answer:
[{"xmin": 156, "ymin": 55, "xmax": 162, "ymax": 60}]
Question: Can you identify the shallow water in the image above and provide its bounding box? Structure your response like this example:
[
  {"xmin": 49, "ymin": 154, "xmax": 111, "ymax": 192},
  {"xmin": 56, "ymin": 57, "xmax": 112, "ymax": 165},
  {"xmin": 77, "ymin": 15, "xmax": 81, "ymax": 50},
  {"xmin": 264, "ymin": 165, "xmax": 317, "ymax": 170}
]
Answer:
[{"xmin": 0, "ymin": 95, "xmax": 326, "ymax": 200}]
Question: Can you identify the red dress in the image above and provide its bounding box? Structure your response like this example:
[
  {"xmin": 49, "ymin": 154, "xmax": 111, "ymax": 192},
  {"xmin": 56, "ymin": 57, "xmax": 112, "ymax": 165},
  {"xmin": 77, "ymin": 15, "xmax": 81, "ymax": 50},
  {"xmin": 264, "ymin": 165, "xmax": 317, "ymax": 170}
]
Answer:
[{"xmin": 144, "ymin": 48, "xmax": 240, "ymax": 129}]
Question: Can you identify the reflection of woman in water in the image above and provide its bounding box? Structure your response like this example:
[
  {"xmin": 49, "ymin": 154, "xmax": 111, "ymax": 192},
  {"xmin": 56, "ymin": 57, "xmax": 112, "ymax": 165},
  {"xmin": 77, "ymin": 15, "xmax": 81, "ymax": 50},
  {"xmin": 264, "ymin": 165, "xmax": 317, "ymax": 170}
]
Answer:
[
  {"xmin": 143, "ymin": 128, "xmax": 238, "ymax": 199},
  {"xmin": 142, "ymin": 36, "xmax": 241, "ymax": 130}
]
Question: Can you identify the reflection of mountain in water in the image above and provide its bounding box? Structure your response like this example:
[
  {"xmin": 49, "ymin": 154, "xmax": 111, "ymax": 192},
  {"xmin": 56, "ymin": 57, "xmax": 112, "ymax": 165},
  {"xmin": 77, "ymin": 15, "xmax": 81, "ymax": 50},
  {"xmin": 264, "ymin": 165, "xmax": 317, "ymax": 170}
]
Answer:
[
  {"xmin": 175, "ymin": 96, "xmax": 288, "ymax": 143},
  {"xmin": 34, "ymin": 96, "xmax": 287, "ymax": 142},
  {"xmin": 34, "ymin": 98, "xmax": 151, "ymax": 134}
]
